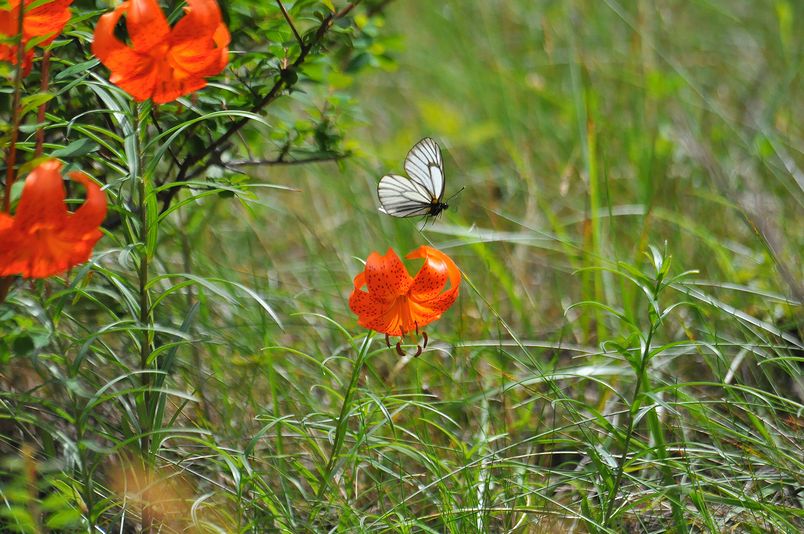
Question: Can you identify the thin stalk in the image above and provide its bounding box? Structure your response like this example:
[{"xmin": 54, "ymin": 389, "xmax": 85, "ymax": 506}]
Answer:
[
  {"xmin": 309, "ymin": 333, "xmax": 372, "ymax": 525},
  {"xmin": 0, "ymin": 2, "xmax": 28, "ymax": 302},
  {"xmin": 47, "ymin": 301, "xmax": 98, "ymax": 531},
  {"xmin": 76, "ymin": 408, "xmax": 96, "ymax": 531},
  {"xmin": 276, "ymin": 0, "xmax": 303, "ymax": 46},
  {"xmin": 603, "ymin": 277, "xmax": 661, "ymax": 524},
  {"xmin": 133, "ymin": 103, "xmax": 154, "ymax": 533},
  {"xmin": 3, "ymin": 2, "xmax": 26, "ymax": 212},
  {"xmin": 34, "ymin": 50, "xmax": 51, "ymax": 158}
]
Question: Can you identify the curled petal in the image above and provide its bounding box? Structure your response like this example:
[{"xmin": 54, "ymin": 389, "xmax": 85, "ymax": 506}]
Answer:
[
  {"xmin": 65, "ymin": 171, "xmax": 107, "ymax": 235},
  {"xmin": 0, "ymin": 160, "xmax": 106, "ymax": 279},
  {"xmin": 92, "ymin": 3, "xmax": 143, "ymax": 75},
  {"xmin": 13, "ymin": 160, "xmax": 68, "ymax": 230},
  {"xmin": 356, "ymin": 304, "xmax": 396, "ymax": 335},
  {"xmin": 365, "ymin": 249, "xmax": 412, "ymax": 302},
  {"xmin": 409, "ymin": 253, "xmax": 448, "ymax": 300},
  {"xmin": 0, "ymin": 5, "xmax": 16, "ymax": 36},
  {"xmin": 170, "ymin": 0, "xmax": 227, "ymax": 50},
  {"xmin": 0, "ymin": 0, "xmax": 72, "ymax": 75},
  {"xmin": 168, "ymin": 18, "xmax": 229, "ymax": 78},
  {"xmin": 212, "ymin": 22, "xmax": 230, "ymax": 69},
  {"xmin": 407, "ymin": 245, "xmax": 461, "ymax": 304}
]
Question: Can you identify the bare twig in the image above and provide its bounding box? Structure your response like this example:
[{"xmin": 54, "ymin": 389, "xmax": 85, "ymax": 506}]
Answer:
[
  {"xmin": 276, "ymin": 0, "xmax": 303, "ymax": 46},
  {"xmin": 226, "ymin": 153, "xmax": 348, "ymax": 167}
]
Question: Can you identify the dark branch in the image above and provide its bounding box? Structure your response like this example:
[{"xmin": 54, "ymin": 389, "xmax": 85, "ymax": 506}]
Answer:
[
  {"xmin": 226, "ymin": 153, "xmax": 348, "ymax": 167},
  {"xmin": 276, "ymin": 0, "xmax": 303, "ymax": 47},
  {"xmin": 158, "ymin": 2, "xmax": 359, "ymax": 213}
]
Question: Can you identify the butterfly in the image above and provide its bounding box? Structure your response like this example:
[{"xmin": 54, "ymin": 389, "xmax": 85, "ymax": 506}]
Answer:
[{"xmin": 377, "ymin": 138, "xmax": 451, "ymax": 220}]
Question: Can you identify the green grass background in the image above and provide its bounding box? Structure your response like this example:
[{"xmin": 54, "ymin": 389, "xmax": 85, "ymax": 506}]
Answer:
[
  {"xmin": 2, "ymin": 0, "xmax": 802, "ymax": 532},
  {"xmin": 187, "ymin": 1, "xmax": 802, "ymax": 530}
]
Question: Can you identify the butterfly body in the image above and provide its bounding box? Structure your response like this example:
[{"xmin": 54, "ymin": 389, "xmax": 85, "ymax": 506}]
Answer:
[
  {"xmin": 377, "ymin": 138, "xmax": 451, "ymax": 220},
  {"xmin": 429, "ymin": 201, "xmax": 448, "ymax": 217}
]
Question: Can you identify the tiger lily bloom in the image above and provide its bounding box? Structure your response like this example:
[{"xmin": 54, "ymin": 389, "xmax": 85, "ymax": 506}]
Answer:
[
  {"xmin": 349, "ymin": 246, "xmax": 460, "ymax": 356},
  {"xmin": 0, "ymin": 160, "xmax": 107, "ymax": 279},
  {"xmin": 92, "ymin": 0, "xmax": 230, "ymax": 104},
  {"xmin": 0, "ymin": 0, "xmax": 73, "ymax": 74}
]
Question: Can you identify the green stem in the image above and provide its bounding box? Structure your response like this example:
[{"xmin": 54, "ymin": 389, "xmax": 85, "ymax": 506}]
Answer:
[
  {"xmin": 603, "ymin": 277, "xmax": 662, "ymax": 524},
  {"xmin": 34, "ymin": 50, "xmax": 51, "ymax": 158},
  {"xmin": 133, "ymin": 103, "xmax": 154, "ymax": 533},
  {"xmin": 309, "ymin": 333, "xmax": 372, "ymax": 524}
]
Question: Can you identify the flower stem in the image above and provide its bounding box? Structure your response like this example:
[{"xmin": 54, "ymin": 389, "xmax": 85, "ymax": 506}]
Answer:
[
  {"xmin": 133, "ymin": 102, "xmax": 154, "ymax": 533},
  {"xmin": 603, "ymin": 276, "xmax": 662, "ymax": 525},
  {"xmin": 34, "ymin": 50, "xmax": 51, "ymax": 158},
  {"xmin": 0, "ymin": 4, "xmax": 28, "ymax": 302},
  {"xmin": 309, "ymin": 333, "xmax": 372, "ymax": 525},
  {"xmin": 3, "ymin": 3, "xmax": 26, "ymax": 212}
]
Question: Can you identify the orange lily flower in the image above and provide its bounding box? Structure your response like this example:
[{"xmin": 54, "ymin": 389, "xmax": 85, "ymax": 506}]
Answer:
[
  {"xmin": 0, "ymin": 0, "xmax": 73, "ymax": 74},
  {"xmin": 92, "ymin": 0, "xmax": 230, "ymax": 104},
  {"xmin": 349, "ymin": 246, "xmax": 461, "ymax": 355},
  {"xmin": 0, "ymin": 160, "xmax": 107, "ymax": 279}
]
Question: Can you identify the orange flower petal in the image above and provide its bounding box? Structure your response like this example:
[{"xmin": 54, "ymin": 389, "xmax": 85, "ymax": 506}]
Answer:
[
  {"xmin": 407, "ymin": 300, "xmax": 445, "ymax": 328},
  {"xmin": 0, "ymin": 0, "xmax": 70, "ymax": 74},
  {"xmin": 0, "ymin": 44, "xmax": 33, "ymax": 74},
  {"xmin": 349, "ymin": 283, "xmax": 386, "ymax": 322},
  {"xmin": 92, "ymin": 3, "xmax": 142, "ymax": 72},
  {"xmin": 0, "ymin": 212, "xmax": 12, "ymax": 232},
  {"xmin": 365, "ymin": 249, "xmax": 413, "ymax": 302},
  {"xmin": 170, "ymin": 0, "xmax": 225, "ymax": 47},
  {"xmin": 126, "ymin": 0, "xmax": 170, "ymax": 52},
  {"xmin": 93, "ymin": 0, "xmax": 228, "ymax": 103},
  {"xmin": 407, "ymin": 245, "xmax": 461, "ymax": 304},
  {"xmin": 12, "ymin": 160, "xmax": 69, "ymax": 230},
  {"xmin": 212, "ymin": 21, "xmax": 230, "ymax": 68},
  {"xmin": 364, "ymin": 302, "xmax": 404, "ymax": 335},
  {"xmin": 0, "ymin": 160, "xmax": 106, "ymax": 279},
  {"xmin": 23, "ymin": 0, "xmax": 72, "ymax": 46},
  {"xmin": 65, "ymin": 171, "xmax": 108, "ymax": 235},
  {"xmin": 349, "ymin": 246, "xmax": 460, "ymax": 338},
  {"xmin": 0, "ymin": 6, "xmax": 16, "ymax": 36},
  {"xmin": 150, "ymin": 73, "xmax": 207, "ymax": 105}
]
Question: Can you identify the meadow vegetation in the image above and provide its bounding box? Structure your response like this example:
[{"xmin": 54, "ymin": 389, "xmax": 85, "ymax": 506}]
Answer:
[{"xmin": 0, "ymin": 0, "xmax": 801, "ymax": 532}]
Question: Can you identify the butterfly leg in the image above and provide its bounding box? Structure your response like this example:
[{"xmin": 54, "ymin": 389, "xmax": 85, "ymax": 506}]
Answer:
[{"xmin": 394, "ymin": 326, "xmax": 407, "ymax": 356}]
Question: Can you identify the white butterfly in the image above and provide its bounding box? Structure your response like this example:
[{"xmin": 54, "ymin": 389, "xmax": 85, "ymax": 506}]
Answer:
[{"xmin": 377, "ymin": 137, "xmax": 450, "ymax": 219}]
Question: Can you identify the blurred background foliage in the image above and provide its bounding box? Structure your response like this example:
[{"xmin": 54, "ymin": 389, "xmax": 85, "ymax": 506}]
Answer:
[{"xmin": 1, "ymin": 0, "xmax": 802, "ymax": 532}]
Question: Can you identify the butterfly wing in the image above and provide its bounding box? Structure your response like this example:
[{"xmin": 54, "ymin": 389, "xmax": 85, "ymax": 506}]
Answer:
[
  {"xmin": 377, "ymin": 174, "xmax": 436, "ymax": 218},
  {"xmin": 404, "ymin": 137, "xmax": 445, "ymax": 202}
]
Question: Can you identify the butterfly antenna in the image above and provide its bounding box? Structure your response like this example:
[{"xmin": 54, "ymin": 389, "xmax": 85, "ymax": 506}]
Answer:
[{"xmin": 446, "ymin": 187, "xmax": 465, "ymax": 203}]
